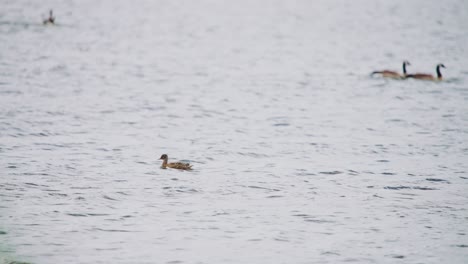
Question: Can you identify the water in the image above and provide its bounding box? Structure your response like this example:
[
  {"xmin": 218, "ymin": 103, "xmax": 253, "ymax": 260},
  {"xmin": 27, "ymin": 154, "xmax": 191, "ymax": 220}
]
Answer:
[{"xmin": 1, "ymin": 0, "xmax": 468, "ymax": 263}]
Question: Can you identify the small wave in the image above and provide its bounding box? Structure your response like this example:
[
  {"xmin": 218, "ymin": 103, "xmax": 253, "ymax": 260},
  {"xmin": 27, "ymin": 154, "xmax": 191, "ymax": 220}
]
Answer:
[
  {"xmin": 293, "ymin": 214, "xmax": 334, "ymax": 223},
  {"xmin": 246, "ymin": 185, "xmax": 280, "ymax": 192},
  {"xmin": 266, "ymin": 195, "xmax": 283, "ymax": 198},
  {"xmin": 24, "ymin": 182, "xmax": 49, "ymax": 187},
  {"xmin": 162, "ymin": 186, "xmax": 199, "ymax": 194},
  {"xmin": 295, "ymin": 171, "xmax": 316, "ymax": 176},
  {"xmin": 453, "ymin": 244, "xmax": 468, "ymax": 248},
  {"xmin": 70, "ymin": 186, "xmax": 100, "ymax": 190},
  {"xmin": 92, "ymin": 228, "xmax": 136, "ymax": 233},
  {"xmin": 166, "ymin": 261, "xmax": 183, "ymax": 264},
  {"xmin": 386, "ymin": 118, "xmax": 404, "ymax": 123},
  {"xmin": 321, "ymin": 251, "xmax": 340, "ymax": 256},
  {"xmin": 95, "ymin": 247, "xmax": 120, "ymax": 251},
  {"xmin": 175, "ymin": 188, "xmax": 198, "ymax": 193},
  {"xmin": 67, "ymin": 213, "xmax": 88, "ymax": 217},
  {"xmin": 237, "ymin": 152, "xmax": 269, "ymax": 158},
  {"xmin": 24, "ymin": 182, "xmax": 40, "ymax": 186},
  {"xmin": 273, "ymin": 123, "xmax": 290, "ymax": 126},
  {"xmin": 67, "ymin": 213, "xmax": 110, "ymax": 217},
  {"xmin": 384, "ymin": 186, "xmax": 438, "ymax": 191},
  {"xmin": 274, "ymin": 237, "xmax": 289, "ymax": 242},
  {"xmin": 87, "ymin": 213, "xmax": 110, "ymax": 216},
  {"xmin": 0, "ymin": 90, "xmax": 22, "ymax": 95},
  {"xmin": 121, "ymin": 215, "xmax": 134, "ymax": 218},
  {"xmin": 304, "ymin": 218, "xmax": 334, "ymax": 223},
  {"xmin": 103, "ymin": 195, "xmax": 119, "ymax": 201},
  {"xmin": 426, "ymin": 178, "xmax": 450, "ymax": 183},
  {"xmin": 48, "ymin": 193, "xmax": 68, "ymax": 197},
  {"xmin": 319, "ymin": 171, "xmax": 342, "ymax": 175}
]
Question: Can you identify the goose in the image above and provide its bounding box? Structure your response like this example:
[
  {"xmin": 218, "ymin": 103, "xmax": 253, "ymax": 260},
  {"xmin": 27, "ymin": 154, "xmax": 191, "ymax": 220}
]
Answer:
[
  {"xmin": 371, "ymin": 61, "xmax": 411, "ymax": 79},
  {"xmin": 406, "ymin": 64, "xmax": 445, "ymax": 81},
  {"xmin": 159, "ymin": 154, "xmax": 192, "ymax": 170},
  {"xmin": 43, "ymin": 10, "xmax": 55, "ymax": 25}
]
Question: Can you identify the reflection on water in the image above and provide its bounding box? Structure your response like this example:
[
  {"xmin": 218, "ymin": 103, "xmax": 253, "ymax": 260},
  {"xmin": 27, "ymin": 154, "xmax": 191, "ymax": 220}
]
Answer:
[{"xmin": 1, "ymin": 0, "xmax": 468, "ymax": 263}]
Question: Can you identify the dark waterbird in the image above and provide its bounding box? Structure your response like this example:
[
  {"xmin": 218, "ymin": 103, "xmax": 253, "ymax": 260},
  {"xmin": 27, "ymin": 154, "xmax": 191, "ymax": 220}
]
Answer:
[
  {"xmin": 159, "ymin": 154, "xmax": 193, "ymax": 170},
  {"xmin": 406, "ymin": 64, "xmax": 446, "ymax": 81},
  {"xmin": 43, "ymin": 10, "xmax": 55, "ymax": 25},
  {"xmin": 371, "ymin": 61, "xmax": 411, "ymax": 79}
]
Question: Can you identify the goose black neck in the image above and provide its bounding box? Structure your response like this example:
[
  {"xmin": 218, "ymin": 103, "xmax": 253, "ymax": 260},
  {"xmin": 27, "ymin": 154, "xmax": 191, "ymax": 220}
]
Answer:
[
  {"xmin": 436, "ymin": 65, "xmax": 442, "ymax": 79},
  {"xmin": 403, "ymin": 63, "xmax": 407, "ymax": 75}
]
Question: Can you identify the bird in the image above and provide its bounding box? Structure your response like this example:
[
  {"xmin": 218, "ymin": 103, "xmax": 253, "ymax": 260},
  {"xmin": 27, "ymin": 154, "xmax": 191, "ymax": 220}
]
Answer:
[
  {"xmin": 371, "ymin": 61, "xmax": 411, "ymax": 79},
  {"xmin": 43, "ymin": 10, "xmax": 55, "ymax": 25},
  {"xmin": 406, "ymin": 64, "xmax": 446, "ymax": 81},
  {"xmin": 159, "ymin": 154, "xmax": 193, "ymax": 170}
]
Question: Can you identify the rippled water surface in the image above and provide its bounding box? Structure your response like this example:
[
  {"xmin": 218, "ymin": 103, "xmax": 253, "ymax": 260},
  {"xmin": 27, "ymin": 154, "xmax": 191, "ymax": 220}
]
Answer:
[{"xmin": 1, "ymin": 0, "xmax": 468, "ymax": 263}]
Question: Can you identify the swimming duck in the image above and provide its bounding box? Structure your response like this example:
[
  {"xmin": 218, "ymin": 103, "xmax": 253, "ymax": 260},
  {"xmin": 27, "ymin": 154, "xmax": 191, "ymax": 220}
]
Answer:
[
  {"xmin": 371, "ymin": 61, "xmax": 411, "ymax": 79},
  {"xmin": 159, "ymin": 154, "xmax": 192, "ymax": 170},
  {"xmin": 406, "ymin": 64, "xmax": 445, "ymax": 81},
  {"xmin": 43, "ymin": 10, "xmax": 55, "ymax": 25}
]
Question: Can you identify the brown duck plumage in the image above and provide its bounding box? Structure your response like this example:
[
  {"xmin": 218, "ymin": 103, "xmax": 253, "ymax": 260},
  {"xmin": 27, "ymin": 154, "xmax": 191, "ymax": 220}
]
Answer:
[
  {"xmin": 159, "ymin": 154, "xmax": 193, "ymax": 170},
  {"xmin": 371, "ymin": 61, "xmax": 411, "ymax": 79}
]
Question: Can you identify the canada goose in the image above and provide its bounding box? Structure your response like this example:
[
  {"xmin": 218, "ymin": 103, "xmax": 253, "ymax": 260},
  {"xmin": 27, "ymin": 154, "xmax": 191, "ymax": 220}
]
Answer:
[
  {"xmin": 371, "ymin": 61, "xmax": 411, "ymax": 79},
  {"xmin": 43, "ymin": 10, "xmax": 55, "ymax": 25},
  {"xmin": 159, "ymin": 154, "xmax": 193, "ymax": 170},
  {"xmin": 406, "ymin": 64, "xmax": 445, "ymax": 81}
]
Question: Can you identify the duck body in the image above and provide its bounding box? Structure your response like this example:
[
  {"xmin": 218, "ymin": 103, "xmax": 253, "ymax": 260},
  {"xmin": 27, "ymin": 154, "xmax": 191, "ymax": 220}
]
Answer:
[
  {"xmin": 159, "ymin": 154, "xmax": 192, "ymax": 170},
  {"xmin": 371, "ymin": 61, "xmax": 411, "ymax": 79},
  {"xmin": 406, "ymin": 64, "xmax": 445, "ymax": 81}
]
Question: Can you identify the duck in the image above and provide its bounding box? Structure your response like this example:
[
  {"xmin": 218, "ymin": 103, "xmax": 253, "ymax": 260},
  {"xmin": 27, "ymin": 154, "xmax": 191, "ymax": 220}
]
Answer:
[
  {"xmin": 406, "ymin": 64, "xmax": 445, "ymax": 81},
  {"xmin": 43, "ymin": 10, "xmax": 55, "ymax": 25},
  {"xmin": 371, "ymin": 61, "xmax": 411, "ymax": 79},
  {"xmin": 159, "ymin": 154, "xmax": 193, "ymax": 170}
]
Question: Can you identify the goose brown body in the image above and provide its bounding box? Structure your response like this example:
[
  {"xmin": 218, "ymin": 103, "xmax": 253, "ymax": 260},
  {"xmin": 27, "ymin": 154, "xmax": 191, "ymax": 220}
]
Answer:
[
  {"xmin": 159, "ymin": 154, "xmax": 192, "ymax": 170},
  {"xmin": 406, "ymin": 64, "xmax": 445, "ymax": 81},
  {"xmin": 371, "ymin": 61, "xmax": 411, "ymax": 79},
  {"xmin": 405, "ymin": 73, "xmax": 434, "ymax": 80},
  {"xmin": 373, "ymin": 70, "xmax": 401, "ymax": 78}
]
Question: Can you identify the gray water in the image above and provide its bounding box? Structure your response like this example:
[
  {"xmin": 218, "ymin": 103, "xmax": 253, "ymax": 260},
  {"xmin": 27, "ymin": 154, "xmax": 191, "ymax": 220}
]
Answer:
[{"xmin": 1, "ymin": 0, "xmax": 468, "ymax": 263}]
